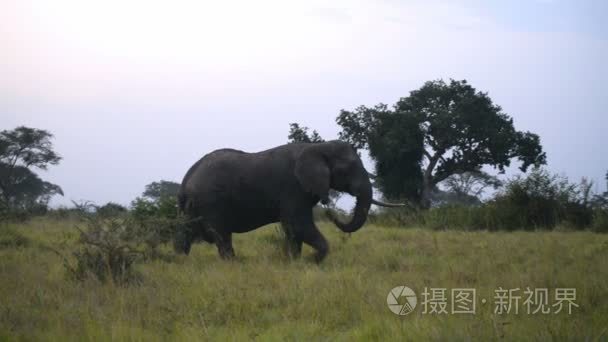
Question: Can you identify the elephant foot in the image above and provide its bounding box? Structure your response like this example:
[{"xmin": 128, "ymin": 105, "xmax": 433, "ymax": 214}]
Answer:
[
  {"xmin": 213, "ymin": 232, "xmax": 235, "ymax": 259},
  {"xmin": 313, "ymin": 245, "xmax": 328, "ymax": 264},
  {"xmin": 217, "ymin": 243, "xmax": 235, "ymax": 260},
  {"xmin": 217, "ymin": 246, "xmax": 235, "ymax": 260},
  {"xmin": 309, "ymin": 235, "xmax": 329, "ymax": 264},
  {"xmin": 284, "ymin": 238, "xmax": 303, "ymax": 260}
]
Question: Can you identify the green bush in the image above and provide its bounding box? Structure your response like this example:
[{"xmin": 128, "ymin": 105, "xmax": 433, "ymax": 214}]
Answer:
[
  {"xmin": 130, "ymin": 197, "xmax": 158, "ymax": 219},
  {"xmin": 131, "ymin": 196, "xmax": 177, "ymax": 220},
  {"xmin": 63, "ymin": 216, "xmax": 142, "ymax": 284},
  {"xmin": 452, "ymin": 169, "xmax": 595, "ymax": 231},
  {"xmin": 492, "ymin": 168, "xmax": 595, "ymax": 230},
  {"xmin": 369, "ymin": 168, "xmax": 602, "ymax": 231},
  {"xmin": 592, "ymin": 210, "xmax": 608, "ymax": 233}
]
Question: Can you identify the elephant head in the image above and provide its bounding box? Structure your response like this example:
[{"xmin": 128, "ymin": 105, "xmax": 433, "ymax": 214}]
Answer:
[{"xmin": 295, "ymin": 140, "xmax": 404, "ymax": 233}]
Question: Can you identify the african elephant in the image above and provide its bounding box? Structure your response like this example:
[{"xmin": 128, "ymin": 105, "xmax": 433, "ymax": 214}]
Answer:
[{"xmin": 174, "ymin": 140, "xmax": 403, "ymax": 262}]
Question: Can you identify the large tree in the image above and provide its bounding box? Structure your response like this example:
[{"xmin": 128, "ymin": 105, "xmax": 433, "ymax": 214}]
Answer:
[
  {"xmin": 338, "ymin": 79, "xmax": 546, "ymax": 207},
  {"xmin": 0, "ymin": 126, "xmax": 63, "ymax": 212},
  {"xmin": 337, "ymin": 104, "xmax": 425, "ymax": 202}
]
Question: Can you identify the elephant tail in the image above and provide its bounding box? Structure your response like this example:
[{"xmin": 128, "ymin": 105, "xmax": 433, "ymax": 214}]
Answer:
[{"xmin": 177, "ymin": 192, "xmax": 188, "ymax": 215}]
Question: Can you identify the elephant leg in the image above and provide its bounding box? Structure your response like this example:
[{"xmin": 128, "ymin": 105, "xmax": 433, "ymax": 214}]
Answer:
[
  {"xmin": 281, "ymin": 203, "xmax": 329, "ymax": 263},
  {"xmin": 174, "ymin": 220, "xmax": 197, "ymax": 255},
  {"xmin": 286, "ymin": 238, "xmax": 303, "ymax": 259},
  {"xmin": 300, "ymin": 225, "xmax": 329, "ymax": 263},
  {"xmin": 281, "ymin": 222, "xmax": 303, "ymax": 259},
  {"xmin": 215, "ymin": 232, "xmax": 235, "ymax": 259},
  {"xmin": 284, "ymin": 209, "xmax": 329, "ymax": 263}
]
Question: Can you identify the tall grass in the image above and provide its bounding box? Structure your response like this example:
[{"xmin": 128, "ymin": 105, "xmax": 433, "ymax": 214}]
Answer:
[{"xmin": 1, "ymin": 217, "xmax": 607, "ymax": 340}]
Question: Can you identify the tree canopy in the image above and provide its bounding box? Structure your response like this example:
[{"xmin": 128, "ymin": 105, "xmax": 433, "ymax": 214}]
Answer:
[
  {"xmin": 0, "ymin": 126, "xmax": 63, "ymax": 212},
  {"xmin": 142, "ymin": 180, "xmax": 180, "ymax": 201},
  {"xmin": 287, "ymin": 123, "xmax": 324, "ymax": 143},
  {"xmin": 298, "ymin": 79, "xmax": 548, "ymax": 208}
]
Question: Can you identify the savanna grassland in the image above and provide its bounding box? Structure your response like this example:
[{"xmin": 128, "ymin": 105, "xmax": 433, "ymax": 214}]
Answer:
[{"xmin": 1, "ymin": 218, "xmax": 607, "ymax": 341}]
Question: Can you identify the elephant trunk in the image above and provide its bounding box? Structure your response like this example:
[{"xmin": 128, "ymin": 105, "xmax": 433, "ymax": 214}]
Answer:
[{"xmin": 328, "ymin": 181, "xmax": 372, "ymax": 233}]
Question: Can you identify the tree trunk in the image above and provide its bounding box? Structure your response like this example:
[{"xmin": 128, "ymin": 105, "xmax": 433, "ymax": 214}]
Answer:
[
  {"xmin": 421, "ymin": 151, "xmax": 442, "ymax": 210},
  {"xmin": 421, "ymin": 176, "xmax": 432, "ymax": 209}
]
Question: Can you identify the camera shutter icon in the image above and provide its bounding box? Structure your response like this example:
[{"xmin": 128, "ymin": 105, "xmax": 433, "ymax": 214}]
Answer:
[{"xmin": 387, "ymin": 286, "xmax": 417, "ymax": 315}]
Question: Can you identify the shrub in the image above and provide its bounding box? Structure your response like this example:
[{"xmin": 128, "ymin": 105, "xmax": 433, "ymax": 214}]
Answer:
[
  {"xmin": 592, "ymin": 210, "xmax": 608, "ymax": 233},
  {"xmin": 155, "ymin": 196, "xmax": 179, "ymax": 219},
  {"xmin": 131, "ymin": 196, "xmax": 177, "ymax": 220},
  {"xmin": 562, "ymin": 202, "xmax": 594, "ymax": 228},
  {"xmin": 368, "ymin": 168, "xmax": 601, "ymax": 231},
  {"xmin": 96, "ymin": 202, "xmax": 127, "ymax": 218},
  {"xmin": 46, "ymin": 206, "xmax": 81, "ymax": 220},
  {"xmin": 493, "ymin": 168, "xmax": 595, "ymax": 230},
  {"xmin": 0, "ymin": 204, "xmax": 49, "ymax": 222},
  {"xmin": 0, "ymin": 227, "xmax": 30, "ymax": 249},
  {"xmin": 130, "ymin": 197, "xmax": 158, "ymax": 219},
  {"xmin": 63, "ymin": 216, "xmax": 143, "ymax": 284},
  {"xmin": 58, "ymin": 204, "xmax": 185, "ymax": 285}
]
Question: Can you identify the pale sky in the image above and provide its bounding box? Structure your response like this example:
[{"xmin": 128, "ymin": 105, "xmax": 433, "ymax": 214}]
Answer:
[{"xmin": 1, "ymin": 0, "xmax": 607, "ymax": 207}]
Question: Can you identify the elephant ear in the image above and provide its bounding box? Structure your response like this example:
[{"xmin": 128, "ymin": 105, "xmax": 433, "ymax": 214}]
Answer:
[{"xmin": 295, "ymin": 146, "xmax": 330, "ymax": 203}]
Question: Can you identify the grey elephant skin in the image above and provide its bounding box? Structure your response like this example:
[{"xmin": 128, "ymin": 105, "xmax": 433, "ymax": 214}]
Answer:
[{"xmin": 175, "ymin": 140, "xmax": 401, "ymax": 262}]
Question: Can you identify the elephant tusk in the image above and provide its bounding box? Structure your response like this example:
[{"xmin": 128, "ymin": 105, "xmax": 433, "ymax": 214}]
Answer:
[{"xmin": 371, "ymin": 198, "xmax": 408, "ymax": 208}]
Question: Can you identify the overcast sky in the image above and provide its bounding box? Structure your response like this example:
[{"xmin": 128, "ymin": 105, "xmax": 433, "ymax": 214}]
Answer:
[{"xmin": 2, "ymin": 0, "xmax": 607, "ymax": 207}]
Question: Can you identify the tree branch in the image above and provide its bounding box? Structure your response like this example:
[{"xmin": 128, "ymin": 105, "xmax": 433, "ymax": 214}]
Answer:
[
  {"xmin": 423, "ymin": 150, "xmax": 432, "ymax": 161},
  {"xmin": 424, "ymin": 150, "xmax": 444, "ymax": 184}
]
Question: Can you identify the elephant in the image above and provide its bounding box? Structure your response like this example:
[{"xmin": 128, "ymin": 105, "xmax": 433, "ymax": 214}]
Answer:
[{"xmin": 174, "ymin": 140, "xmax": 403, "ymax": 262}]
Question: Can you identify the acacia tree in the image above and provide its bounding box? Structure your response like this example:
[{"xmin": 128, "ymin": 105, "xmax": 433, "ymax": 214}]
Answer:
[
  {"xmin": 433, "ymin": 170, "xmax": 503, "ymax": 206},
  {"xmin": 443, "ymin": 171, "xmax": 502, "ymax": 199},
  {"xmin": 0, "ymin": 126, "xmax": 63, "ymax": 212},
  {"xmin": 338, "ymin": 79, "xmax": 546, "ymax": 208}
]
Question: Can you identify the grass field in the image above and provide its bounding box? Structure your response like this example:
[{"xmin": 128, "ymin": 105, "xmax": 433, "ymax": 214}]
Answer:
[{"xmin": 1, "ymin": 218, "xmax": 607, "ymax": 341}]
